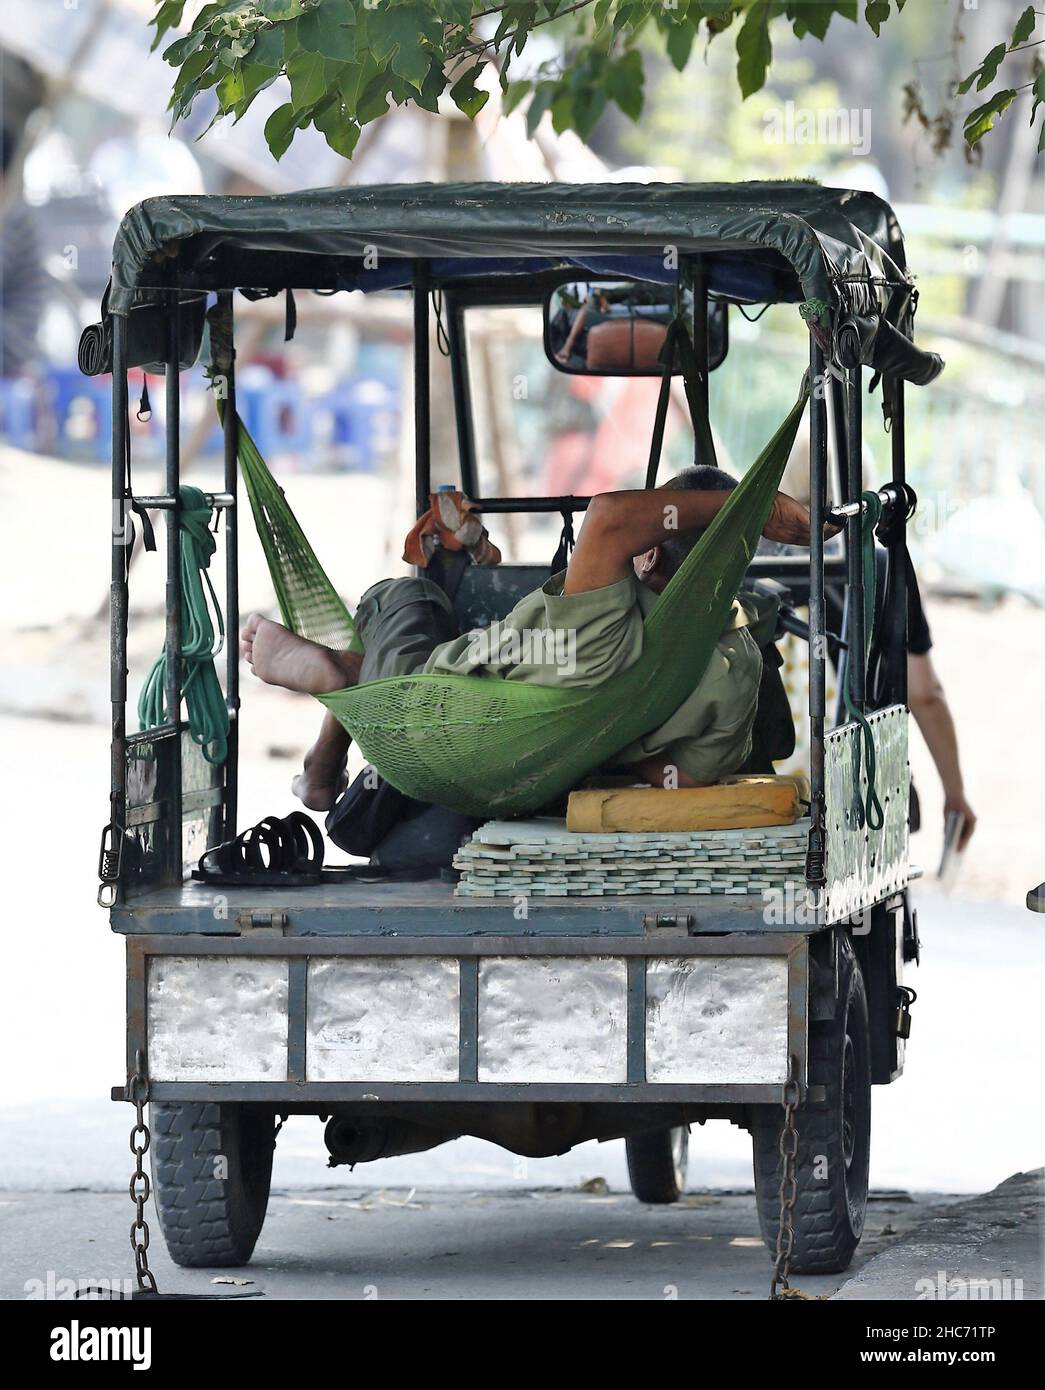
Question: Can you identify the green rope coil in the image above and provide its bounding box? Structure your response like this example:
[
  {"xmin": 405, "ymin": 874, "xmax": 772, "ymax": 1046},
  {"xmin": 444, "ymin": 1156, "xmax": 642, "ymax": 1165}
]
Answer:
[
  {"xmin": 842, "ymin": 490, "xmax": 884, "ymax": 831},
  {"xmin": 137, "ymin": 486, "xmax": 229, "ymax": 764}
]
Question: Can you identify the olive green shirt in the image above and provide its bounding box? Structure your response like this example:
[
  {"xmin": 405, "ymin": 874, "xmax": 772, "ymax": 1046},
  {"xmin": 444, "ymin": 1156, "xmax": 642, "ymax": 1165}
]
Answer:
[{"xmin": 424, "ymin": 572, "xmax": 764, "ymax": 784}]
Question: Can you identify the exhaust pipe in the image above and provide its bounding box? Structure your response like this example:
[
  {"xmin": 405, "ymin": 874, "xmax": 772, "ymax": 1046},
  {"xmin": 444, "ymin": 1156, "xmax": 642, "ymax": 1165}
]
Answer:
[{"xmin": 323, "ymin": 1116, "xmax": 456, "ymax": 1167}]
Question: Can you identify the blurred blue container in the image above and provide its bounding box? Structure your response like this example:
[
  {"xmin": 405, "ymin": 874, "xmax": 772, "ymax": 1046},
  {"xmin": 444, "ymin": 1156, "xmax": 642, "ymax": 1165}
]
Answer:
[{"xmin": 0, "ymin": 377, "xmax": 37, "ymax": 451}]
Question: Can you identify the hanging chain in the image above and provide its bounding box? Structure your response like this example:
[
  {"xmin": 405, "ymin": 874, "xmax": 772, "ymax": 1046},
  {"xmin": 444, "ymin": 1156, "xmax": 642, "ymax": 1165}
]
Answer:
[
  {"xmin": 129, "ymin": 1049, "xmax": 158, "ymax": 1295},
  {"xmin": 770, "ymin": 1054, "xmax": 801, "ymax": 1300}
]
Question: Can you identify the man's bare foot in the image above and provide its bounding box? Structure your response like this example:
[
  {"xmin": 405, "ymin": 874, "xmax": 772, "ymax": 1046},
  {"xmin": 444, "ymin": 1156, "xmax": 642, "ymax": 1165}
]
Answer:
[
  {"xmin": 241, "ymin": 614, "xmax": 361, "ymax": 696},
  {"xmin": 292, "ymin": 731, "xmax": 349, "ymax": 811},
  {"xmin": 291, "ymin": 763, "xmax": 348, "ymax": 812}
]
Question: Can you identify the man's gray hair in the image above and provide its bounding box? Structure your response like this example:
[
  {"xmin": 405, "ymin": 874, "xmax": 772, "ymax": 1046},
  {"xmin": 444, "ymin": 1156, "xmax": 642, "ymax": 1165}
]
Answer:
[{"xmin": 660, "ymin": 464, "xmax": 739, "ymax": 576}]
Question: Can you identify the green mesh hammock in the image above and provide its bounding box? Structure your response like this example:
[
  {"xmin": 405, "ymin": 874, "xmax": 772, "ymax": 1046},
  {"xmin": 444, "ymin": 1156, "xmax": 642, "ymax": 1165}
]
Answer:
[{"xmin": 235, "ymin": 385, "xmax": 809, "ymax": 817}]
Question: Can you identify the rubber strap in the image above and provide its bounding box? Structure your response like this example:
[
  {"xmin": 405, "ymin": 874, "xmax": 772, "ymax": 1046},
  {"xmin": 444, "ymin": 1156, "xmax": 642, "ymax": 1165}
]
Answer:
[
  {"xmin": 842, "ymin": 490, "xmax": 885, "ymax": 831},
  {"xmin": 644, "ymin": 319, "xmax": 677, "ymax": 489},
  {"xmin": 644, "ymin": 314, "xmax": 718, "ymax": 489}
]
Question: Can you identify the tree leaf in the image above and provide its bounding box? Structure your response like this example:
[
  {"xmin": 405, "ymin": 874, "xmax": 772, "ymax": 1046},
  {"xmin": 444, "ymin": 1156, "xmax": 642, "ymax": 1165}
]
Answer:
[
  {"xmin": 1011, "ymin": 5, "xmax": 1036, "ymax": 47},
  {"xmin": 416, "ymin": 55, "xmax": 449, "ymax": 114},
  {"xmin": 606, "ymin": 49, "xmax": 644, "ymax": 121},
  {"xmin": 502, "ymin": 79, "xmax": 533, "ymax": 117},
  {"xmin": 572, "ymin": 86, "xmax": 608, "ymax": 140},
  {"xmin": 864, "ymin": 1, "xmax": 891, "ymax": 40},
  {"xmin": 217, "ymin": 38, "xmax": 254, "ymax": 68},
  {"xmin": 162, "ymin": 30, "xmax": 207, "ymax": 67},
  {"xmin": 665, "ymin": 20, "xmax": 695, "ymax": 71},
  {"xmin": 296, "ymin": 4, "xmax": 357, "ymax": 62},
  {"xmin": 151, "ymin": 1, "xmax": 187, "ymax": 53},
  {"xmin": 216, "ymin": 63, "xmax": 277, "ymax": 118},
  {"xmin": 789, "ymin": 1, "xmax": 839, "ymax": 42},
  {"xmin": 171, "ymin": 45, "xmax": 216, "ymax": 98},
  {"xmin": 236, "ymin": 64, "xmax": 280, "ymax": 115},
  {"xmin": 168, "ymin": 48, "xmax": 222, "ymax": 124},
  {"xmin": 367, "ymin": 3, "xmax": 441, "ymax": 90},
  {"xmin": 550, "ymin": 87, "xmax": 574, "ymax": 135},
  {"xmin": 356, "ymin": 73, "xmax": 394, "ymax": 124},
  {"xmin": 433, "ymin": 0, "xmax": 473, "ymax": 24},
  {"xmin": 1029, "ymin": 67, "xmax": 1045, "ymax": 124},
  {"xmin": 956, "ymin": 64, "xmax": 982, "ymax": 97},
  {"xmin": 217, "ymin": 64, "xmax": 245, "ymax": 111},
  {"xmin": 736, "ymin": 0, "xmax": 773, "ymax": 100},
  {"xmin": 449, "ymin": 64, "xmax": 490, "ymax": 120},
  {"xmin": 263, "ymin": 102, "xmax": 302, "ymax": 160},
  {"xmin": 975, "ymin": 43, "xmax": 1008, "ymax": 92},
  {"xmin": 963, "ymin": 88, "xmax": 1017, "ymax": 146},
  {"xmin": 257, "ymin": 0, "xmax": 309, "ymax": 19},
  {"xmin": 593, "ymin": 0, "xmax": 614, "ymax": 30},
  {"xmin": 313, "ymin": 96, "xmax": 361, "ymax": 158},
  {"xmin": 287, "ymin": 49, "xmax": 327, "ymax": 109},
  {"xmin": 525, "ymin": 82, "xmax": 555, "ymax": 137},
  {"xmin": 250, "ymin": 25, "xmax": 285, "ymax": 70}
]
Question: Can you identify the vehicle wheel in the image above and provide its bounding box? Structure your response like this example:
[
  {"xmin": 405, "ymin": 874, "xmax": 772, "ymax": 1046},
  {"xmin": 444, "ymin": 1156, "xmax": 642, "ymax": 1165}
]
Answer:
[
  {"xmin": 751, "ymin": 943, "xmax": 871, "ymax": 1274},
  {"xmin": 626, "ymin": 1125, "xmax": 689, "ymax": 1204},
  {"xmin": 150, "ymin": 1102, "xmax": 276, "ymax": 1268}
]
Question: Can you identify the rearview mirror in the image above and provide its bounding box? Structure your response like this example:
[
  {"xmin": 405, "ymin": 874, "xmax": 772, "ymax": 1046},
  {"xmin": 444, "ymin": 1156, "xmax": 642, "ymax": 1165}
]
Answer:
[{"xmin": 543, "ymin": 280, "xmax": 727, "ymax": 376}]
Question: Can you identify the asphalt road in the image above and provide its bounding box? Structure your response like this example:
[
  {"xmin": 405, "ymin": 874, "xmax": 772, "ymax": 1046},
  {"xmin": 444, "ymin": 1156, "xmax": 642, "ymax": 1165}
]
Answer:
[{"xmin": 4, "ymin": 1185, "xmax": 953, "ymax": 1303}]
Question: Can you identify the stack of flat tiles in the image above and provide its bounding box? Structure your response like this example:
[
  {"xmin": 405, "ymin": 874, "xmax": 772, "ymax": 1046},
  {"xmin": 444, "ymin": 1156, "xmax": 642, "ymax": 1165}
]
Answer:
[{"xmin": 453, "ymin": 817, "xmax": 810, "ymax": 897}]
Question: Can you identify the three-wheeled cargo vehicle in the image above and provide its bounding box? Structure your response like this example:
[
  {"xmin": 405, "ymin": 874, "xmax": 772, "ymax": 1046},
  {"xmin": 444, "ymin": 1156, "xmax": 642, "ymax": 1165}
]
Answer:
[{"xmin": 91, "ymin": 182, "xmax": 941, "ymax": 1290}]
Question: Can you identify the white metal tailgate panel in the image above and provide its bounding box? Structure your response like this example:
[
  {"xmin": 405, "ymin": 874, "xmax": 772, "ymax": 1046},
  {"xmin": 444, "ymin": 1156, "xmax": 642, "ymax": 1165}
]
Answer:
[
  {"xmin": 147, "ymin": 956, "xmax": 289, "ymax": 1082},
  {"xmin": 306, "ymin": 957, "xmax": 460, "ymax": 1082},
  {"xmin": 477, "ymin": 957, "xmax": 628, "ymax": 1083},
  {"xmin": 645, "ymin": 957, "xmax": 789, "ymax": 1084}
]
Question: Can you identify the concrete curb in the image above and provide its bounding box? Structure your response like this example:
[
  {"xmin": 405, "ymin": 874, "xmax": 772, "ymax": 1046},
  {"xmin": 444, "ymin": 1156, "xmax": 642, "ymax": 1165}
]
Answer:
[{"xmin": 830, "ymin": 1169, "xmax": 1043, "ymax": 1301}]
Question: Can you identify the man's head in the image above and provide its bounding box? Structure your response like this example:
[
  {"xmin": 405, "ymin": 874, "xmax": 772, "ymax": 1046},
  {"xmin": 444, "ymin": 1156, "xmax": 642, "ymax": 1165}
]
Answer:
[{"xmin": 634, "ymin": 464, "xmax": 739, "ymax": 591}]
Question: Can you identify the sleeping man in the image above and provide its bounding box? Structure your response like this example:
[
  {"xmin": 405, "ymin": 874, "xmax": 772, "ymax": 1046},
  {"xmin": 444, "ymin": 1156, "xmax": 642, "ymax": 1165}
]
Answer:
[{"xmin": 240, "ymin": 469, "xmax": 817, "ymax": 811}]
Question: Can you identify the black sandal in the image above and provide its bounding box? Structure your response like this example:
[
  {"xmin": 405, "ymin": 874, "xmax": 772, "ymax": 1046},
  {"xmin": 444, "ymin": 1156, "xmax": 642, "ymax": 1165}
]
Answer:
[{"xmin": 193, "ymin": 812, "xmax": 325, "ymax": 887}]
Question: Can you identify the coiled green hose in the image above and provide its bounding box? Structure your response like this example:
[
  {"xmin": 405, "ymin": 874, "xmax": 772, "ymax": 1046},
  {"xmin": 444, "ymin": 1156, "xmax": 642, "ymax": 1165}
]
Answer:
[{"xmin": 137, "ymin": 485, "xmax": 229, "ymax": 764}]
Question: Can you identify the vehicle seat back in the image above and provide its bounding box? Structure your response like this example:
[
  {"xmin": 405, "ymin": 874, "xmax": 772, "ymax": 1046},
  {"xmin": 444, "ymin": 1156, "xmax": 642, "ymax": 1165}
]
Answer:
[{"xmin": 443, "ymin": 561, "xmax": 553, "ymax": 632}]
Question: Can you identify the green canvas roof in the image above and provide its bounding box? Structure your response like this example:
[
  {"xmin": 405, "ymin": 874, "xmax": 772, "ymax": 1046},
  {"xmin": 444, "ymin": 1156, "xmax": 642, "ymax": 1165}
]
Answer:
[{"xmin": 107, "ymin": 179, "xmax": 913, "ymax": 324}]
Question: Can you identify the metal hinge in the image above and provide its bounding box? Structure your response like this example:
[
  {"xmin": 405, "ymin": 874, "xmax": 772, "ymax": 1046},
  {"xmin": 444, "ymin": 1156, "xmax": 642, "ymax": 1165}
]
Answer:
[
  {"xmin": 236, "ymin": 910, "xmax": 288, "ymax": 935},
  {"xmin": 642, "ymin": 913, "xmax": 694, "ymax": 936}
]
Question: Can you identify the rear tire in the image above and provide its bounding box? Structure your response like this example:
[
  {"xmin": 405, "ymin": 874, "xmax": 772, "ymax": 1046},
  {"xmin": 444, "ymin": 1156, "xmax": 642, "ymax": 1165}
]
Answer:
[
  {"xmin": 751, "ymin": 942, "xmax": 871, "ymax": 1274},
  {"xmin": 150, "ymin": 1102, "xmax": 276, "ymax": 1268},
  {"xmin": 626, "ymin": 1125, "xmax": 689, "ymax": 1204}
]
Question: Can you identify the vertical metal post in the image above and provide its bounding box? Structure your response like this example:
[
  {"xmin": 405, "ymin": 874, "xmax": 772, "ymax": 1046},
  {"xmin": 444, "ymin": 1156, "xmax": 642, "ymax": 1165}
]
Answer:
[
  {"xmin": 165, "ymin": 303, "xmax": 183, "ymax": 881},
  {"xmin": 691, "ymin": 257, "xmax": 710, "ymax": 418},
  {"xmin": 109, "ymin": 314, "xmax": 130, "ymax": 852},
  {"xmin": 219, "ymin": 292, "xmax": 240, "ymax": 840},
  {"xmin": 889, "ymin": 381, "xmax": 908, "ymax": 705},
  {"xmin": 845, "ymin": 366, "xmax": 865, "ymax": 709},
  {"xmin": 807, "ymin": 339, "xmax": 828, "ymax": 886},
  {"xmin": 446, "ymin": 298, "xmax": 478, "ymax": 497},
  {"xmin": 413, "ymin": 260, "xmax": 431, "ymax": 519}
]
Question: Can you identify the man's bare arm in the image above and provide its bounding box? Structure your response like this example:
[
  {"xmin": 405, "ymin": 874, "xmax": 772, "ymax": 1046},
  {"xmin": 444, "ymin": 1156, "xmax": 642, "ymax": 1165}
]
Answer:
[
  {"xmin": 563, "ymin": 487, "xmax": 817, "ymax": 595},
  {"xmin": 908, "ymin": 651, "xmax": 976, "ymax": 850}
]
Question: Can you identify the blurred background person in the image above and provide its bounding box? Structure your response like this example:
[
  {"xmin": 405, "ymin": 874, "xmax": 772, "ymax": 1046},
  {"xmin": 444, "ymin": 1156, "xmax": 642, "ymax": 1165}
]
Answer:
[{"xmin": 0, "ymin": 124, "xmax": 46, "ymax": 377}]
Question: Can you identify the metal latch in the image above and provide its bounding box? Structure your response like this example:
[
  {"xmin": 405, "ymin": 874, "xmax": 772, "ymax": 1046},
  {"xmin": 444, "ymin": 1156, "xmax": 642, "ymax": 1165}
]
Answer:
[
  {"xmin": 236, "ymin": 910, "xmax": 288, "ymax": 935},
  {"xmin": 642, "ymin": 913, "xmax": 694, "ymax": 936},
  {"xmin": 895, "ymin": 985, "xmax": 917, "ymax": 1039}
]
